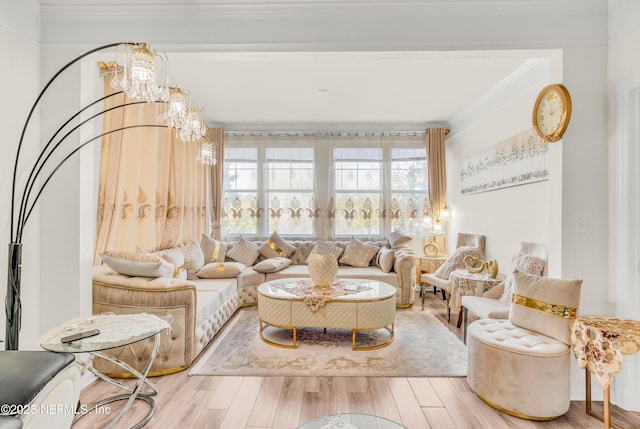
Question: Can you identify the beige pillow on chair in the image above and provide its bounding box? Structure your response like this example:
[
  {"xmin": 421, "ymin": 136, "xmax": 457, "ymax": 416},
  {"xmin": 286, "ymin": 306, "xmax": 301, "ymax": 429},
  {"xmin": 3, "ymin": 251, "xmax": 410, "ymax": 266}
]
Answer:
[{"xmin": 509, "ymin": 270, "xmax": 582, "ymax": 345}]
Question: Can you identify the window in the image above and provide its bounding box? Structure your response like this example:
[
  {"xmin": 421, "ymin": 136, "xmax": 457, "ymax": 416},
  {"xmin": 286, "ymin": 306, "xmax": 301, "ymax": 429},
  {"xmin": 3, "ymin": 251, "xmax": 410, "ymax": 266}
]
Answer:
[
  {"xmin": 222, "ymin": 135, "xmax": 317, "ymax": 238},
  {"xmin": 222, "ymin": 132, "xmax": 427, "ymax": 239}
]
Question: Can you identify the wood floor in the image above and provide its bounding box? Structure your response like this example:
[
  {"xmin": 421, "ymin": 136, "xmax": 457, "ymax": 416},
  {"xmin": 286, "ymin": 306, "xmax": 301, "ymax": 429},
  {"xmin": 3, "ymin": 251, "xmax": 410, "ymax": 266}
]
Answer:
[{"xmin": 76, "ymin": 289, "xmax": 640, "ymax": 429}]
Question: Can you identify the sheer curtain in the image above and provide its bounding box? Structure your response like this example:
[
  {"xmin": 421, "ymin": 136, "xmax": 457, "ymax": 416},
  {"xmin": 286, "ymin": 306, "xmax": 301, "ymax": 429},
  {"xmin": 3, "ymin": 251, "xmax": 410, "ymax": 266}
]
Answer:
[{"xmin": 94, "ymin": 78, "xmax": 207, "ymax": 263}]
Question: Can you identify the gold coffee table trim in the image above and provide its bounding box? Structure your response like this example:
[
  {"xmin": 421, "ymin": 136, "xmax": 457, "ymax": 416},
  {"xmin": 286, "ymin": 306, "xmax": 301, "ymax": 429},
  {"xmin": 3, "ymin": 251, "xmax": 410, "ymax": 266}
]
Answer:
[
  {"xmin": 352, "ymin": 323, "xmax": 395, "ymax": 351},
  {"xmin": 259, "ymin": 319, "xmax": 297, "ymax": 349}
]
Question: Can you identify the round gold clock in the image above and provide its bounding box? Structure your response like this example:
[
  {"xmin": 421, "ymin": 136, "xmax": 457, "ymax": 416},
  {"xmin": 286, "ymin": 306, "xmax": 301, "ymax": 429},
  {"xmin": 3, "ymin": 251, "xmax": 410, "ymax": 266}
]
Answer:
[{"xmin": 532, "ymin": 83, "xmax": 572, "ymax": 142}]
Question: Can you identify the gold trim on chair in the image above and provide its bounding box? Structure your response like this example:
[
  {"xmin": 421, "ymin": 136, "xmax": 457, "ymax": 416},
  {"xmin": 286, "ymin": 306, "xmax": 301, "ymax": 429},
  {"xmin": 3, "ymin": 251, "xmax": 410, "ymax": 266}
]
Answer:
[{"xmin": 512, "ymin": 293, "xmax": 577, "ymax": 319}]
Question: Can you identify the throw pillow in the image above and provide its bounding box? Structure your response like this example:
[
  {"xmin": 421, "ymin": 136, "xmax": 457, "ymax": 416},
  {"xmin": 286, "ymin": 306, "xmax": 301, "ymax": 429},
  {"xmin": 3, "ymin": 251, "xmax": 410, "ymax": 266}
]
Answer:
[
  {"xmin": 259, "ymin": 230, "xmax": 297, "ymax": 258},
  {"xmin": 227, "ymin": 237, "xmax": 261, "ymax": 266},
  {"xmin": 253, "ymin": 257, "xmax": 292, "ymax": 273},
  {"xmin": 509, "ymin": 270, "xmax": 582, "ymax": 345},
  {"xmin": 375, "ymin": 246, "xmax": 395, "ymax": 273},
  {"xmin": 306, "ymin": 241, "xmax": 343, "ymax": 263},
  {"xmin": 200, "ymin": 234, "xmax": 228, "ymax": 263},
  {"xmin": 339, "ymin": 238, "xmax": 380, "ymax": 268},
  {"xmin": 153, "ymin": 247, "xmax": 187, "ymax": 279},
  {"xmin": 498, "ymin": 252, "xmax": 547, "ymax": 306},
  {"xmin": 179, "ymin": 238, "xmax": 205, "ymax": 280},
  {"xmin": 100, "ymin": 251, "xmax": 174, "ymax": 278},
  {"xmin": 197, "ymin": 262, "xmax": 246, "ymax": 279},
  {"xmin": 433, "ymin": 246, "xmax": 482, "ymax": 280},
  {"xmin": 385, "ymin": 230, "xmax": 412, "ymax": 248}
]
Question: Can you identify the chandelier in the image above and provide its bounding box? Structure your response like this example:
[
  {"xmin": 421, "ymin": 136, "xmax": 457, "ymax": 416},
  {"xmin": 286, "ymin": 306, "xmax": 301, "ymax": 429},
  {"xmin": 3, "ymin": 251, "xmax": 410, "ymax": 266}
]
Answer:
[
  {"xmin": 158, "ymin": 87, "xmax": 189, "ymax": 130},
  {"xmin": 179, "ymin": 107, "xmax": 207, "ymax": 142},
  {"xmin": 197, "ymin": 139, "xmax": 218, "ymax": 166},
  {"xmin": 109, "ymin": 43, "xmax": 170, "ymax": 103}
]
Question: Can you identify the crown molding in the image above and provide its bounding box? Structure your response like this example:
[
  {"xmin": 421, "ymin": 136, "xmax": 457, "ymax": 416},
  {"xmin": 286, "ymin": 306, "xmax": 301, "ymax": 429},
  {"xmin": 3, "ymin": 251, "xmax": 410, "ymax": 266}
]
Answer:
[
  {"xmin": 40, "ymin": 1, "xmax": 607, "ymax": 50},
  {"xmin": 447, "ymin": 55, "xmax": 552, "ymax": 136}
]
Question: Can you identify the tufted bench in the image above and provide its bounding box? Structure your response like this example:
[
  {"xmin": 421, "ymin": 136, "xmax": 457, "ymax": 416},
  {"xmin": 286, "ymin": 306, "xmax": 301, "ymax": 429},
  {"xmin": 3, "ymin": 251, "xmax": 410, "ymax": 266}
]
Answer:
[{"xmin": 467, "ymin": 318, "xmax": 571, "ymax": 420}]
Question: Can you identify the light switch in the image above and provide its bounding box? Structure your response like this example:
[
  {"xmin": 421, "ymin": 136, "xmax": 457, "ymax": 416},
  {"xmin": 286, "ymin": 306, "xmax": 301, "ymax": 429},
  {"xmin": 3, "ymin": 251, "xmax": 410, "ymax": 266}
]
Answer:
[{"xmin": 574, "ymin": 216, "xmax": 587, "ymax": 234}]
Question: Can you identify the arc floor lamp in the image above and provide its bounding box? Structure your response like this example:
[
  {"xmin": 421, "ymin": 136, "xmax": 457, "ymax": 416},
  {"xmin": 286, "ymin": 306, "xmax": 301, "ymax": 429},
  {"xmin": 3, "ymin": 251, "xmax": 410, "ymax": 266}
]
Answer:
[{"xmin": 5, "ymin": 42, "xmax": 208, "ymax": 350}]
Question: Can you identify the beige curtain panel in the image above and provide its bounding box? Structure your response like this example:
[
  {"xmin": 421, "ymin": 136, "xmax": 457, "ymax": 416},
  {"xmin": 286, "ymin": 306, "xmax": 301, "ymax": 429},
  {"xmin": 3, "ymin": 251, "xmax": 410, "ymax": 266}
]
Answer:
[
  {"xmin": 94, "ymin": 78, "xmax": 207, "ymax": 263},
  {"xmin": 426, "ymin": 127, "xmax": 447, "ymax": 221},
  {"xmin": 207, "ymin": 128, "xmax": 224, "ymax": 240}
]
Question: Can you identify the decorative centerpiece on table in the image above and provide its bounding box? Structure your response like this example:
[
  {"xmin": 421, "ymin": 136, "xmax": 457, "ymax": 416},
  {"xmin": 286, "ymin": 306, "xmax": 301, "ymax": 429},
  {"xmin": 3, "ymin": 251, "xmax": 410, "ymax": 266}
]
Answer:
[
  {"xmin": 463, "ymin": 255, "xmax": 499, "ymax": 278},
  {"xmin": 308, "ymin": 253, "xmax": 339, "ymax": 287}
]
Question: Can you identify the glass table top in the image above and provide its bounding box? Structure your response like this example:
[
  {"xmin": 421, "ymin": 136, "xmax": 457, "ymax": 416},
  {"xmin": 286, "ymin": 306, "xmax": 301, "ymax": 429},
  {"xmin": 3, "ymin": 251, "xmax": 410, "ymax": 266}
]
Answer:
[
  {"xmin": 40, "ymin": 313, "xmax": 170, "ymax": 353},
  {"xmin": 259, "ymin": 278, "xmax": 396, "ymax": 301},
  {"xmin": 296, "ymin": 413, "xmax": 407, "ymax": 429}
]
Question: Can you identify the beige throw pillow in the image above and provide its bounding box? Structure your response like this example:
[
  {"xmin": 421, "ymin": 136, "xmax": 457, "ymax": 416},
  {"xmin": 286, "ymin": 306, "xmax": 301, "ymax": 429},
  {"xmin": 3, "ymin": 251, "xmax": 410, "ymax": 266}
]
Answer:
[
  {"xmin": 375, "ymin": 247, "xmax": 395, "ymax": 273},
  {"xmin": 180, "ymin": 238, "xmax": 205, "ymax": 280},
  {"xmin": 509, "ymin": 270, "xmax": 582, "ymax": 345},
  {"xmin": 259, "ymin": 231, "xmax": 297, "ymax": 258},
  {"xmin": 197, "ymin": 262, "xmax": 246, "ymax": 279},
  {"xmin": 253, "ymin": 257, "xmax": 292, "ymax": 273},
  {"xmin": 385, "ymin": 230, "xmax": 412, "ymax": 248},
  {"xmin": 339, "ymin": 238, "xmax": 380, "ymax": 268},
  {"xmin": 498, "ymin": 252, "xmax": 547, "ymax": 306},
  {"xmin": 433, "ymin": 246, "xmax": 482, "ymax": 280},
  {"xmin": 200, "ymin": 234, "xmax": 228, "ymax": 263},
  {"xmin": 153, "ymin": 247, "xmax": 187, "ymax": 279},
  {"xmin": 306, "ymin": 241, "xmax": 343, "ymax": 263},
  {"xmin": 100, "ymin": 251, "xmax": 174, "ymax": 278},
  {"xmin": 227, "ymin": 237, "xmax": 261, "ymax": 266}
]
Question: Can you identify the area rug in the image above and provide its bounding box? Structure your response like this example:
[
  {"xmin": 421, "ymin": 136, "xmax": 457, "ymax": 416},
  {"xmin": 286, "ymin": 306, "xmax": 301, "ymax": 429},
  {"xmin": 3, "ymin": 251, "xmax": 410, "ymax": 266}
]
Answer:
[{"xmin": 189, "ymin": 307, "xmax": 467, "ymax": 377}]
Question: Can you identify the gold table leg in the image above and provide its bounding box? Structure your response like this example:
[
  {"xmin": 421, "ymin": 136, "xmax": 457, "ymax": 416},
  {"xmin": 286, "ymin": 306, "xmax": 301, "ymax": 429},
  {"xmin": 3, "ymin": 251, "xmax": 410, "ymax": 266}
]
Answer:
[{"xmin": 585, "ymin": 368, "xmax": 623, "ymax": 429}]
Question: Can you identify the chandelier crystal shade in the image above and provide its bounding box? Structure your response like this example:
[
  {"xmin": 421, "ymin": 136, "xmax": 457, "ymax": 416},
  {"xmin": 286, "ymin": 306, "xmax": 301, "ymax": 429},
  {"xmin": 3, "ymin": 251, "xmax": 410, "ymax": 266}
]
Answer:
[
  {"xmin": 159, "ymin": 87, "xmax": 189, "ymax": 130},
  {"xmin": 179, "ymin": 107, "xmax": 207, "ymax": 142},
  {"xmin": 197, "ymin": 139, "xmax": 218, "ymax": 166},
  {"xmin": 109, "ymin": 42, "xmax": 170, "ymax": 103}
]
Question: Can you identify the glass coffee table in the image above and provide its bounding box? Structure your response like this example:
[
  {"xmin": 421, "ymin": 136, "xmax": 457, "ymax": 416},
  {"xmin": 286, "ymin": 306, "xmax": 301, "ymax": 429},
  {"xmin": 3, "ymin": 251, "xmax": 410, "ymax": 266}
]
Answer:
[
  {"xmin": 297, "ymin": 413, "xmax": 407, "ymax": 428},
  {"xmin": 40, "ymin": 312, "xmax": 169, "ymax": 429}
]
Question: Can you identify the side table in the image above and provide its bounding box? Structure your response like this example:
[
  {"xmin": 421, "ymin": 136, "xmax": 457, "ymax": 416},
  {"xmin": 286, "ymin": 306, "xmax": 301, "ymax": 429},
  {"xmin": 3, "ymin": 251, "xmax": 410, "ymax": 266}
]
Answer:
[
  {"xmin": 40, "ymin": 313, "xmax": 170, "ymax": 429},
  {"xmin": 448, "ymin": 269, "xmax": 505, "ymax": 327},
  {"xmin": 570, "ymin": 316, "xmax": 640, "ymax": 429}
]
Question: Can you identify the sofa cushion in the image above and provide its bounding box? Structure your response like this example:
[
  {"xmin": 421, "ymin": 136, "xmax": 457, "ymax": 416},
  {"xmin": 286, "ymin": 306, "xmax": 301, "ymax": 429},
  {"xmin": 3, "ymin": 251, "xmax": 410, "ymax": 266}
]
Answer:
[
  {"xmin": 306, "ymin": 241, "xmax": 343, "ymax": 262},
  {"xmin": 237, "ymin": 268, "xmax": 265, "ymax": 289},
  {"xmin": 200, "ymin": 234, "xmax": 227, "ymax": 263},
  {"xmin": 434, "ymin": 246, "xmax": 482, "ymax": 280},
  {"xmin": 259, "ymin": 231, "xmax": 296, "ymax": 258},
  {"xmin": 227, "ymin": 237, "xmax": 260, "ymax": 266},
  {"xmin": 193, "ymin": 277, "xmax": 237, "ymax": 302},
  {"xmin": 375, "ymin": 246, "xmax": 395, "ymax": 273},
  {"xmin": 153, "ymin": 247, "xmax": 187, "ymax": 279},
  {"xmin": 180, "ymin": 238, "xmax": 205, "ymax": 280},
  {"xmin": 100, "ymin": 251, "xmax": 174, "ymax": 278},
  {"xmin": 197, "ymin": 262, "xmax": 246, "ymax": 279},
  {"xmin": 509, "ymin": 270, "xmax": 582, "ymax": 345},
  {"xmin": 499, "ymin": 252, "xmax": 547, "ymax": 305},
  {"xmin": 385, "ymin": 230, "xmax": 412, "ymax": 248},
  {"xmin": 253, "ymin": 257, "xmax": 292, "ymax": 273},
  {"xmin": 339, "ymin": 238, "xmax": 380, "ymax": 268}
]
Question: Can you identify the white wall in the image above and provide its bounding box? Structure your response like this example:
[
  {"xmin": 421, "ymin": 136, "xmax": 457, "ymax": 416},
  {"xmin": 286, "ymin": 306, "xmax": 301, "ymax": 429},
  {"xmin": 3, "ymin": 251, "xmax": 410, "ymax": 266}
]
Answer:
[
  {"xmin": 606, "ymin": 0, "xmax": 640, "ymax": 412},
  {"xmin": 0, "ymin": 0, "xmax": 41, "ymax": 349}
]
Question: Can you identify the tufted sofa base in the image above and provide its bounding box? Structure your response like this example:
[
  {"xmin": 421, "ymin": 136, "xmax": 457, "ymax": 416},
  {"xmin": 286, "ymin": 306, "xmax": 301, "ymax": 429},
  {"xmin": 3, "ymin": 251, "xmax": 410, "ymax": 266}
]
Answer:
[
  {"xmin": 92, "ymin": 239, "xmax": 416, "ymax": 376},
  {"xmin": 467, "ymin": 319, "xmax": 570, "ymax": 420}
]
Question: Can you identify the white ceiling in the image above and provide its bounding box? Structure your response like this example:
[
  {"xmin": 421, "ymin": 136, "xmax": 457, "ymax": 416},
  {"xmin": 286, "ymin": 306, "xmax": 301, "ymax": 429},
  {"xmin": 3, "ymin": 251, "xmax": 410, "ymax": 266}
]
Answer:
[
  {"xmin": 164, "ymin": 50, "xmax": 537, "ymax": 129},
  {"xmin": 40, "ymin": 1, "xmax": 546, "ymax": 129}
]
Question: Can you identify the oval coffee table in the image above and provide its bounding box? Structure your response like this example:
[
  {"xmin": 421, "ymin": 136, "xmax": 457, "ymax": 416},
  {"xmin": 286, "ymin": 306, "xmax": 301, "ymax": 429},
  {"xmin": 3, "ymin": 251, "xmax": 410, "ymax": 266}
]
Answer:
[{"xmin": 258, "ymin": 278, "xmax": 396, "ymax": 351}]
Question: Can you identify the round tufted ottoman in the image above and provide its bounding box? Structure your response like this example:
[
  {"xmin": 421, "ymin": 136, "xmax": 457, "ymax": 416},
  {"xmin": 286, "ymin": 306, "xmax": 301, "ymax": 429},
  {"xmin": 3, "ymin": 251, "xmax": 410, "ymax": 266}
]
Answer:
[{"xmin": 467, "ymin": 318, "xmax": 571, "ymax": 420}]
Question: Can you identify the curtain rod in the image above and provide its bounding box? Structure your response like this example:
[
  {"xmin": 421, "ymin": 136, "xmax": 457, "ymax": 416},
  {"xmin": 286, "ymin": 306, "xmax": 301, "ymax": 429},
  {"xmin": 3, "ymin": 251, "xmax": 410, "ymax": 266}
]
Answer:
[{"xmin": 225, "ymin": 129, "xmax": 450, "ymax": 137}]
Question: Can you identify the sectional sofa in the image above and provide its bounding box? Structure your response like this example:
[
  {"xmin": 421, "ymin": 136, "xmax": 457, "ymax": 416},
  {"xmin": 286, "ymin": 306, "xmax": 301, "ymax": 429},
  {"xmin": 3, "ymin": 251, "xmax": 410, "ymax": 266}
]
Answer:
[{"xmin": 92, "ymin": 237, "xmax": 417, "ymax": 375}]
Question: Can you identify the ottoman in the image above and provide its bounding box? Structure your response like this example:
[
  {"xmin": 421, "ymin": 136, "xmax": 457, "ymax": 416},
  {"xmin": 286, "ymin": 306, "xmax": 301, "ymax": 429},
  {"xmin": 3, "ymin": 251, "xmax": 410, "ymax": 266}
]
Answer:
[{"xmin": 467, "ymin": 319, "xmax": 571, "ymax": 420}]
